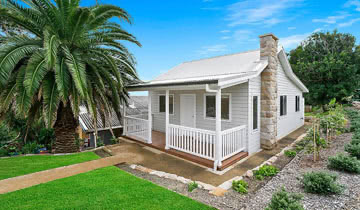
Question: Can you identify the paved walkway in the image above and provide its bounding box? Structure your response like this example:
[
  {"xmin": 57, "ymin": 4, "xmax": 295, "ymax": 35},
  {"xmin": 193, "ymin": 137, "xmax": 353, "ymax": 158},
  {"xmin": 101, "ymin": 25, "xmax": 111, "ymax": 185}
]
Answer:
[{"xmin": 0, "ymin": 153, "xmax": 141, "ymax": 194}]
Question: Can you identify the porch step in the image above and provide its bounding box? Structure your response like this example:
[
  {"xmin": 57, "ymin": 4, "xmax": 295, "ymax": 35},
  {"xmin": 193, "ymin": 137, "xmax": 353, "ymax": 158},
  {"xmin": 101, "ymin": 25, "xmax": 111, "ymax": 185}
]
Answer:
[{"xmin": 219, "ymin": 152, "xmax": 248, "ymax": 171}]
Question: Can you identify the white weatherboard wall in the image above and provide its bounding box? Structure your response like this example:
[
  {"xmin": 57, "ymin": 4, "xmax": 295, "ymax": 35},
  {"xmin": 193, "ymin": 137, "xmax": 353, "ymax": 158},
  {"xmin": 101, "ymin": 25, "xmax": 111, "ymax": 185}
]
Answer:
[
  {"xmin": 277, "ymin": 61, "xmax": 304, "ymax": 140},
  {"xmin": 248, "ymin": 76, "xmax": 261, "ymax": 154},
  {"xmin": 150, "ymin": 83, "xmax": 249, "ymax": 150}
]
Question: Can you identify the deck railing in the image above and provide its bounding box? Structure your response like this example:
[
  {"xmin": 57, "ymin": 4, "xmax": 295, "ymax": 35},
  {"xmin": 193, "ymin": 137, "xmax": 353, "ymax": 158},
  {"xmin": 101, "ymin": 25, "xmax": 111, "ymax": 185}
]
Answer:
[
  {"xmin": 221, "ymin": 125, "xmax": 247, "ymax": 160},
  {"xmin": 124, "ymin": 116, "xmax": 149, "ymax": 142},
  {"xmin": 168, "ymin": 124, "xmax": 216, "ymax": 160}
]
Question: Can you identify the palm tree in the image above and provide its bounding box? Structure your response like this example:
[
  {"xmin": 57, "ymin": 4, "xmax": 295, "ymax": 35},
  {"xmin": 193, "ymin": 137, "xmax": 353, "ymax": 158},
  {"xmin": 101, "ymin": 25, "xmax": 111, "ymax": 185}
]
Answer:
[{"xmin": 0, "ymin": 0, "xmax": 141, "ymax": 153}]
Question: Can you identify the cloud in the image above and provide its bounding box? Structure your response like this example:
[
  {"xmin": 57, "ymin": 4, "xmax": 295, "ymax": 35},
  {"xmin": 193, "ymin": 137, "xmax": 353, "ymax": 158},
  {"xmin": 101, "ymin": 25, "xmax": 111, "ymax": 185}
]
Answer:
[
  {"xmin": 226, "ymin": 0, "xmax": 303, "ymax": 27},
  {"xmin": 233, "ymin": 30, "xmax": 252, "ymax": 42},
  {"xmin": 221, "ymin": 36, "xmax": 231, "ymax": 40},
  {"xmin": 220, "ymin": 30, "xmax": 230, "ymax": 33},
  {"xmin": 197, "ymin": 44, "xmax": 228, "ymax": 55},
  {"xmin": 338, "ymin": 17, "xmax": 360, "ymax": 27},
  {"xmin": 279, "ymin": 33, "xmax": 310, "ymax": 49},
  {"xmin": 345, "ymin": 0, "xmax": 360, "ymax": 11},
  {"xmin": 312, "ymin": 14, "xmax": 349, "ymax": 24},
  {"xmin": 288, "ymin": 27, "xmax": 296, "ymax": 30}
]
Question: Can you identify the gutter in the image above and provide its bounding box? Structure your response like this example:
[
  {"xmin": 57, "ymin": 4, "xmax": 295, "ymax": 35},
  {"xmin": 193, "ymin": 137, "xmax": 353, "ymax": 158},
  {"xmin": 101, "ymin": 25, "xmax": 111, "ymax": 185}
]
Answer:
[{"xmin": 127, "ymin": 79, "xmax": 218, "ymax": 89}]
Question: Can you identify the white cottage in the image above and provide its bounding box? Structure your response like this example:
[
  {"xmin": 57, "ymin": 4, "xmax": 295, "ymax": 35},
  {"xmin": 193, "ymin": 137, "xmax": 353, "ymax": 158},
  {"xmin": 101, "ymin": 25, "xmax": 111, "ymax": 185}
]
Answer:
[{"xmin": 124, "ymin": 33, "xmax": 308, "ymax": 171}]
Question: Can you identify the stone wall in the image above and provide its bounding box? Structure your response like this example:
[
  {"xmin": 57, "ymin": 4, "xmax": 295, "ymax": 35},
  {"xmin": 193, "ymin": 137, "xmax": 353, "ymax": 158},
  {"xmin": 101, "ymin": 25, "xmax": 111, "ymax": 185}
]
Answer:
[{"xmin": 259, "ymin": 33, "xmax": 279, "ymax": 149}]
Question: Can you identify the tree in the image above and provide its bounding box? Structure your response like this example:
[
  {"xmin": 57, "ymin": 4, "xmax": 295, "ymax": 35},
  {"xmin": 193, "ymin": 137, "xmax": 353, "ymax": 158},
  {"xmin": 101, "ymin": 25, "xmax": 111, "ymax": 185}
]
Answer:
[
  {"xmin": 289, "ymin": 30, "xmax": 359, "ymax": 106},
  {"xmin": 0, "ymin": 0, "xmax": 140, "ymax": 153}
]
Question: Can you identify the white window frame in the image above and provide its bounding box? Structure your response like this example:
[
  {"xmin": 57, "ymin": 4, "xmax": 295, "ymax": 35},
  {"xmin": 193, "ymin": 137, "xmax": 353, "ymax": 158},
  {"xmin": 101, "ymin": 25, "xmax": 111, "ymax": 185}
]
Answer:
[
  {"xmin": 252, "ymin": 94, "xmax": 260, "ymax": 133},
  {"xmin": 295, "ymin": 95, "xmax": 300, "ymax": 112},
  {"xmin": 280, "ymin": 95, "xmax": 287, "ymax": 117},
  {"xmin": 158, "ymin": 94, "xmax": 175, "ymax": 115},
  {"xmin": 203, "ymin": 93, "xmax": 232, "ymax": 122}
]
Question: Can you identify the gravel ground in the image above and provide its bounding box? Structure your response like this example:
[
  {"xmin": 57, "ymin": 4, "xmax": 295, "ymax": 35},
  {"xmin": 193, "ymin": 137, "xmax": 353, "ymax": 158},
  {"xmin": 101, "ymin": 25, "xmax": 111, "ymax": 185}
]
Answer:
[
  {"xmin": 245, "ymin": 132, "xmax": 360, "ymax": 210},
  {"xmin": 116, "ymin": 131, "xmax": 359, "ymax": 210}
]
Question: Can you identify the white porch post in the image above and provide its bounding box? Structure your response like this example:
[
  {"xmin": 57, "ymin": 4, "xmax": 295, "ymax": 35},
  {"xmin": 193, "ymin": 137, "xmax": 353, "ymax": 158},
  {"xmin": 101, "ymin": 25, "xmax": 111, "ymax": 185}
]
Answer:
[
  {"xmin": 148, "ymin": 92, "xmax": 152, "ymax": 144},
  {"xmin": 165, "ymin": 90, "xmax": 170, "ymax": 149},
  {"xmin": 122, "ymin": 101, "xmax": 127, "ymax": 136},
  {"xmin": 214, "ymin": 88, "xmax": 222, "ymax": 170}
]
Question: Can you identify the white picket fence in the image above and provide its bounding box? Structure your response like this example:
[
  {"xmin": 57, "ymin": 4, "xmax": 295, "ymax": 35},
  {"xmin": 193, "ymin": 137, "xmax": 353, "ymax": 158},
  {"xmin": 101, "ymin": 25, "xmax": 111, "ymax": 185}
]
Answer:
[
  {"xmin": 168, "ymin": 124, "xmax": 216, "ymax": 160},
  {"xmin": 124, "ymin": 116, "xmax": 149, "ymax": 142},
  {"xmin": 221, "ymin": 125, "xmax": 247, "ymax": 160}
]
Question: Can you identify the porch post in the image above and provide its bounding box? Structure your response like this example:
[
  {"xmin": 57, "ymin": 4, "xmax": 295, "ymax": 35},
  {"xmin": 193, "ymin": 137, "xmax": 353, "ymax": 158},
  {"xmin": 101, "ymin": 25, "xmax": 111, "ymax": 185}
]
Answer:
[
  {"xmin": 148, "ymin": 92, "xmax": 152, "ymax": 144},
  {"xmin": 122, "ymin": 101, "xmax": 127, "ymax": 136},
  {"xmin": 214, "ymin": 88, "xmax": 222, "ymax": 170},
  {"xmin": 165, "ymin": 90, "xmax": 170, "ymax": 149}
]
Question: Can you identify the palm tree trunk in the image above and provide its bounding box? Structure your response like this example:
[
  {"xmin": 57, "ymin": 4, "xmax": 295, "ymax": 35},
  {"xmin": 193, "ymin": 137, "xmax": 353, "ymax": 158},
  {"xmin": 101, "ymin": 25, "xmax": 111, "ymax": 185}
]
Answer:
[{"xmin": 54, "ymin": 103, "xmax": 79, "ymax": 153}]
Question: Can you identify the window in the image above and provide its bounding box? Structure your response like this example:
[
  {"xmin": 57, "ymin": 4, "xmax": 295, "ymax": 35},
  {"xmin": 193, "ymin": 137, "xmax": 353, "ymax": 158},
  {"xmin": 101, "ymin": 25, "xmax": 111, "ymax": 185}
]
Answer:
[
  {"xmin": 295, "ymin": 96, "xmax": 300, "ymax": 112},
  {"xmin": 205, "ymin": 94, "xmax": 230, "ymax": 120},
  {"xmin": 253, "ymin": 96, "xmax": 259, "ymax": 130},
  {"xmin": 280, "ymin": 95, "xmax": 287, "ymax": 116},
  {"xmin": 159, "ymin": 95, "xmax": 174, "ymax": 114}
]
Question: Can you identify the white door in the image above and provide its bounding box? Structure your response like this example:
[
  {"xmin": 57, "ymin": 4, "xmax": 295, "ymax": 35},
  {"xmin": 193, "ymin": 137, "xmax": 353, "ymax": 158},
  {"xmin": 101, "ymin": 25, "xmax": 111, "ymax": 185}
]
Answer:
[{"xmin": 180, "ymin": 94, "xmax": 196, "ymax": 128}]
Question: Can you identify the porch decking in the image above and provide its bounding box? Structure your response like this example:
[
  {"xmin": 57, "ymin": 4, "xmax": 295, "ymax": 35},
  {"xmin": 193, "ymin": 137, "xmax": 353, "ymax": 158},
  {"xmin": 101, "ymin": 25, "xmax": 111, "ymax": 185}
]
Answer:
[{"xmin": 124, "ymin": 130, "xmax": 248, "ymax": 170}]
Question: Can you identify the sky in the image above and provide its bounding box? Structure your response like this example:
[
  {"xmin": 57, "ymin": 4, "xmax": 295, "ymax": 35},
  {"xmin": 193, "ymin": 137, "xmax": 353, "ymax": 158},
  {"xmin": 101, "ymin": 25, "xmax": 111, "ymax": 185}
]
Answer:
[{"xmin": 84, "ymin": 0, "xmax": 360, "ymax": 95}]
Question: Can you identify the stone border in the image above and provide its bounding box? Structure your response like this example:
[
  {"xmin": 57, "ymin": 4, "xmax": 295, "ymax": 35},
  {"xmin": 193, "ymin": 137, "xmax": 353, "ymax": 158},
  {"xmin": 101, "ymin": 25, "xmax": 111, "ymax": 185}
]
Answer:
[
  {"xmin": 217, "ymin": 133, "xmax": 307, "ymax": 191},
  {"xmin": 0, "ymin": 146, "xmax": 110, "ymax": 159}
]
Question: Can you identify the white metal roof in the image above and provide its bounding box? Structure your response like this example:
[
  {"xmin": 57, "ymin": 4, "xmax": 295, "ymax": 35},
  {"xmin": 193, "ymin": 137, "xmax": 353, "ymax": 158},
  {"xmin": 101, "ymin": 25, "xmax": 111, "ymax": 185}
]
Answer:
[{"xmin": 152, "ymin": 49, "xmax": 261, "ymax": 82}]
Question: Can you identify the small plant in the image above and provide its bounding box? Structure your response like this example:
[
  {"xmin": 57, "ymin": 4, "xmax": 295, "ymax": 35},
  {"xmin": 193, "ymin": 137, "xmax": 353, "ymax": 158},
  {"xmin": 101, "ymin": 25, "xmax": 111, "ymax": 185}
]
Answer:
[
  {"xmin": 254, "ymin": 165, "xmax": 279, "ymax": 180},
  {"xmin": 285, "ymin": 149, "xmax": 297, "ymax": 158},
  {"xmin": 0, "ymin": 147, "xmax": 9, "ymax": 157},
  {"xmin": 328, "ymin": 154, "xmax": 360, "ymax": 173},
  {"xmin": 232, "ymin": 179, "xmax": 248, "ymax": 194},
  {"xmin": 265, "ymin": 187, "xmax": 304, "ymax": 210},
  {"xmin": 22, "ymin": 142, "xmax": 40, "ymax": 154},
  {"xmin": 96, "ymin": 137, "xmax": 104, "ymax": 147},
  {"xmin": 300, "ymin": 171, "xmax": 344, "ymax": 195},
  {"xmin": 111, "ymin": 137, "xmax": 120, "ymax": 144},
  {"xmin": 345, "ymin": 143, "xmax": 360, "ymax": 159},
  {"xmin": 188, "ymin": 181, "xmax": 198, "ymax": 192}
]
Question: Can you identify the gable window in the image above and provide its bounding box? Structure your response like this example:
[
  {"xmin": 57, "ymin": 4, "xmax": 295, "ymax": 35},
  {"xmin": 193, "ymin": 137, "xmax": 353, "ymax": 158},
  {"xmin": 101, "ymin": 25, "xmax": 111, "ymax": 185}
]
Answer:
[
  {"xmin": 280, "ymin": 95, "xmax": 287, "ymax": 116},
  {"xmin": 295, "ymin": 96, "xmax": 300, "ymax": 112},
  {"xmin": 159, "ymin": 95, "xmax": 174, "ymax": 114},
  {"xmin": 253, "ymin": 96, "xmax": 259, "ymax": 130},
  {"xmin": 205, "ymin": 94, "xmax": 230, "ymax": 120}
]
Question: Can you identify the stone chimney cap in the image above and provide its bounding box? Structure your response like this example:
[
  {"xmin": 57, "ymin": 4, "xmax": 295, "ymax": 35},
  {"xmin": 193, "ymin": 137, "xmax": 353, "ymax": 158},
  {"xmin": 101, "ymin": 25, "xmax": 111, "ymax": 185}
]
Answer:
[{"xmin": 259, "ymin": 33, "xmax": 279, "ymax": 41}]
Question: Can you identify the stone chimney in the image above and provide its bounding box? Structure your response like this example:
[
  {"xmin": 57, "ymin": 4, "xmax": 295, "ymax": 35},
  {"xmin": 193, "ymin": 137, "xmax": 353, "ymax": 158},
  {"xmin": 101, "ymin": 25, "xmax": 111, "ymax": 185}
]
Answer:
[{"xmin": 259, "ymin": 33, "xmax": 278, "ymax": 149}]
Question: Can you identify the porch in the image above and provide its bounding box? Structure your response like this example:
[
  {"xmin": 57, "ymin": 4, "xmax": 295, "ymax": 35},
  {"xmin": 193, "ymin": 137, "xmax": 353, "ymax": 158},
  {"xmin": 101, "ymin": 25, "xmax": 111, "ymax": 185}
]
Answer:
[{"xmin": 123, "ymin": 111, "xmax": 248, "ymax": 171}]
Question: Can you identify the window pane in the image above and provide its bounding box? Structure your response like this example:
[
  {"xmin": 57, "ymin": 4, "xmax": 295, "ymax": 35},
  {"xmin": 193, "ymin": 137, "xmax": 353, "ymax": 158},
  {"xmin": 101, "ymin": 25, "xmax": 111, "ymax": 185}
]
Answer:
[
  {"xmin": 284, "ymin": 96, "xmax": 287, "ymax": 115},
  {"xmin": 169, "ymin": 95, "xmax": 174, "ymax": 114},
  {"xmin": 280, "ymin": 96, "xmax": 283, "ymax": 116},
  {"xmin": 253, "ymin": 96, "xmax": 258, "ymax": 130},
  {"xmin": 221, "ymin": 95, "xmax": 230, "ymax": 120},
  {"xmin": 206, "ymin": 96, "xmax": 216, "ymax": 118},
  {"xmin": 159, "ymin": 96, "xmax": 165, "ymax": 112}
]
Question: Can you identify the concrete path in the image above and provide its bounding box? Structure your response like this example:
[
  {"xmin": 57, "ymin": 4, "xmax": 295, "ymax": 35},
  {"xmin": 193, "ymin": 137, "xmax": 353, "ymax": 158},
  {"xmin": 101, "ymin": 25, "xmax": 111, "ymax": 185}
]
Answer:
[{"xmin": 0, "ymin": 153, "xmax": 141, "ymax": 194}]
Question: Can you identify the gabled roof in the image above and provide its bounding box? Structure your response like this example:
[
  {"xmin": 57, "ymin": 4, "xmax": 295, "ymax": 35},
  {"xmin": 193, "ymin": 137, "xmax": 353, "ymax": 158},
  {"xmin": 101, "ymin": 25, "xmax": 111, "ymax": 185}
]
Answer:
[{"xmin": 128, "ymin": 47, "xmax": 308, "ymax": 93}]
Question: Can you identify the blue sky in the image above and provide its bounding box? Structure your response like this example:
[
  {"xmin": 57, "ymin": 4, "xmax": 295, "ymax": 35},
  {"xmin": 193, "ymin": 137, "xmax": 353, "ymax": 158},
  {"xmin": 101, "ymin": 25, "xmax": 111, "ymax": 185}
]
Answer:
[{"xmin": 88, "ymin": 0, "xmax": 360, "ymax": 94}]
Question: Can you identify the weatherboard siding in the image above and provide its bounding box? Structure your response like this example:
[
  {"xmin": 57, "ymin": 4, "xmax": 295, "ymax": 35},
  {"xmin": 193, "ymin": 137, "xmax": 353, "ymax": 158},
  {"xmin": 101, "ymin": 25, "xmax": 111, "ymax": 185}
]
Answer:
[
  {"xmin": 248, "ymin": 75, "xmax": 261, "ymax": 154},
  {"xmin": 277, "ymin": 62, "xmax": 304, "ymax": 140},
  {"xmin": 150, "ymin": 83, "xmax": 249, "ymax": 150}
]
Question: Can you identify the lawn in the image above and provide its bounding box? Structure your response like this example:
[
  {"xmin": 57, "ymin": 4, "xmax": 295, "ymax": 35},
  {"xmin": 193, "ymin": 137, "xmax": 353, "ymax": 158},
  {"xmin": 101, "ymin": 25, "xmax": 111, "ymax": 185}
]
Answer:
[
  {"xmin": 0, "ymin": 152, "xmax": 99, "ymax": 180},
  {"xmin": 0, "ymin": 166, "xmax": 214, "ymax": 210}
]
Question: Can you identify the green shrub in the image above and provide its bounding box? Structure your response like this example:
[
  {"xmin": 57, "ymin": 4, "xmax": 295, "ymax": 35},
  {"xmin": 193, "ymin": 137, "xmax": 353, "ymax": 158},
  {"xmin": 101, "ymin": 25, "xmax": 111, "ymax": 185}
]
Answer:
[
  {"xmin": 285, "ymin": 150, "xmax": 297, "ymax": 158},
  {"xmin": 96, "ymin": 138, "xmax": 104, "ymax": 147},
  {"xmin": 345, "ymin": 143, "xmax": 360, "ymax": 159},
  {"xmin": 22, "ymin": 142, "xmax": 40, "ymax": 154},
  {"xmin": 111, "ymin": 137, "xmax": 120, "ymax": 144},
  {"xmin": 188, "ymin": 181, "xmax": 198, "ymax": 192},
  {"xmin": 300, "ymin": 171, "xmax": 344, "ymax": 195},
  {"xmin": 265, "ymin": 187, "xmax": 304, "ymax": 210},
  {"xmin": 0, "ymin": 147, "xmax": 9, "ymax": 157},
  {"xmin": 254, "ymin": 165, "xmax": 279, "ymax": 180},
  {"xmin": 328, "ymin": 154, "xmax": 360, "ymax": 173},
  {"xmin": 232, "ymin": 180, "xmax": 248, "ymax": 194}
]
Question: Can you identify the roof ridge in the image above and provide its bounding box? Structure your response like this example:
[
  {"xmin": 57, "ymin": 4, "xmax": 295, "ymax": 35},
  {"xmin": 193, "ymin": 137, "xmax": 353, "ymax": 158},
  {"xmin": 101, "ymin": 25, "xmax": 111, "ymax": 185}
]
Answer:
[{"xmin": 183, "ymin": 49, "xmax": 260, "ymax": 64}]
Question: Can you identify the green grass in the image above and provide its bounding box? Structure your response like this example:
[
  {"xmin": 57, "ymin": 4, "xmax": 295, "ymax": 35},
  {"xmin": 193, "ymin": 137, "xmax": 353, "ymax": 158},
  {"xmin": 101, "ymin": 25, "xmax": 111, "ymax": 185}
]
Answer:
[
  {"xmin": 0, "ymin": 166, "xmax": 214, "ymax": 210},
  {"xmin": 0, "ymin": 152, "xmax": 99, "ymax": 180}
]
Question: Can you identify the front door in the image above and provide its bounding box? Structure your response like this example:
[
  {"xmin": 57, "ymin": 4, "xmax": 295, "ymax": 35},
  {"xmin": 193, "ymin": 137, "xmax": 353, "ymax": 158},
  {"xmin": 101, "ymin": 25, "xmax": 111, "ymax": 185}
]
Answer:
[{"xmin": 180, "ymin": 94, "xmax": 196, "ymax": 128}]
